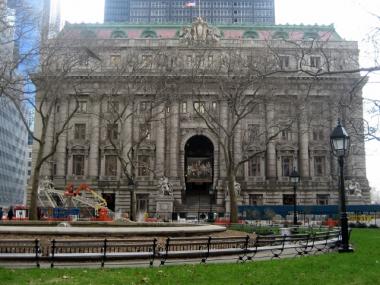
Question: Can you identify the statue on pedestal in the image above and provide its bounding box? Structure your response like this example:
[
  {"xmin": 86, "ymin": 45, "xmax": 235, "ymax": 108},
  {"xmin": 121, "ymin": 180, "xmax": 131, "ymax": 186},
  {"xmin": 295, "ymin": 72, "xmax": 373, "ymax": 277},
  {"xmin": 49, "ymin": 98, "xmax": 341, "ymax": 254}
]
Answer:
[{"xmin": 158, "ymin": 176, "xmax": 173, "ymax": 197}]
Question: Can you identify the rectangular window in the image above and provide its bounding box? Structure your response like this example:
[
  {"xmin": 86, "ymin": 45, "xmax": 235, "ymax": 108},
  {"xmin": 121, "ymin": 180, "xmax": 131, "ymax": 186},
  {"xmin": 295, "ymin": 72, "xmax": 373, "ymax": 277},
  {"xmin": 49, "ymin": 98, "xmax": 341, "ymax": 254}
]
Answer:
[
  {"xmin": 186, "ymin": 55, "xmax": 192, "ymax": 67},
  {"xmin": 136, "ymin": 194, "xmax": 149, "ymax": 213},
  {"xmin": 107, "ymin": 124, "xmax": 119, "ymax": 140},
  {"xmin": 248, "ymin": 157, "xmax": 261, "ymax": 177},
  {"xmin": 281, "ymin": 130, "xmax": 290, "ymax": 141},
  {"xmin": 312, "ymin": 129, "xmax": 324, "ymax": 141},
  {"xmin": 311, "ymin": 102, "xmax": 323, "ymax": 115},
  {"xmin": 181, "ymin": 102, "xmax": 187, "ymax": 113},
  {"xmin": 247, "ymin": 124, "xmax": 259, "ymax": 142},
  {"xmin": 316, "ymin": 194, "xmax": 329, "ymax": 205},
  {"xmin": 282, "ymin": 156, "xmax": 293, "ymax": 177},
  {"xmin": 310, "ymin": 56, "xmax": 321, "ymax": 68},
  {"xmin": 78, "ymin": 101, "xmax": 87, "ymax": 112},
  {"xmin": 139, "ymin": 101, "xmax": 151, "ymax": 113},
  {"xmin": 73, "ymin": 155, "xmax": 85, "ymax": 176},
  {"xmin": 314, "ymin": 156, "xmax": 325, "ymax": 176},
  {"xmin": 107, "ymin": 101, "xmax": 119, "ymax": 113},
  {"xmin": 208, "ymin": 55, "xmax": 213, "ymax": 66},
  {"xmin": 78, "ymin": 54, "xmax": 89, "ymax": 66},
  {"xmin": 212, "ymin": 101, "xmax": 218, "ymax": 110},
  {"xmin": 249, "ymin": 194, "xmax": 263, "ymax": 205},
  {"xmin": 138, "ymin": 155, "xmax": 150, "ymax": 176},
  {"xmin": 283, "ymin": 194, "xmax": 295, "ymax": 205},
  {"xmin": 194, "ymin": 101, "xmax": 206, "ymax": 114},
  {"xmin": 74, "ymin": 123, "xmax": 86, "ymax": 140},
  {"xmin": 105, "ymin": 155, "xmax": 117, "ymax": 176},
  {"xmin": 279, "ymin": 55, "xmax": 289, "ymax": 69}
]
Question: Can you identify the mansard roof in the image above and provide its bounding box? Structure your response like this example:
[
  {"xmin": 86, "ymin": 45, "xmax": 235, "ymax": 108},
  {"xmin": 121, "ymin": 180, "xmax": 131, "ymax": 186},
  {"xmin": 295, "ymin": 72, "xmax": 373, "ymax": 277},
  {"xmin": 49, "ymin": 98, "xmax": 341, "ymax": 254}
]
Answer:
[{"xmin": 61, "ymin": 21, "xmax": 342, "ymax": 41}]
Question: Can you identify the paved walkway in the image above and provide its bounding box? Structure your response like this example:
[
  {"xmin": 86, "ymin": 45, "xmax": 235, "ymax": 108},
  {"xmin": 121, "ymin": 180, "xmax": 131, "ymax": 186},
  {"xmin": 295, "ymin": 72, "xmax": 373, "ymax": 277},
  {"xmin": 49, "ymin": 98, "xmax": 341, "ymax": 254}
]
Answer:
[{"xmin": 0, "ymin": 224, "xmax": 226, "ymax": 235}]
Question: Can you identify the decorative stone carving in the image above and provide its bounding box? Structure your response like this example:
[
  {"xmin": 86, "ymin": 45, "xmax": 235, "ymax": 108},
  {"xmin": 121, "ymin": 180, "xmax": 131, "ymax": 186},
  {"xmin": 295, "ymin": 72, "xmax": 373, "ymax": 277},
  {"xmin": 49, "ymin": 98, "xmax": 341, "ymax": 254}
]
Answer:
[
  {"xmin": 225, "ymin": 181, "xmax": 241, "ymax": 197},
  {"xmin": 345, "ymin": 179, "xmax": 362, "ymax": 197},
  {"xmin": 179, "ymin": 17, "xmax": 221, "ymax": 45},
  {"xmin": 158, "ymin": 176, "xmax": 173, "ymax": 197}
]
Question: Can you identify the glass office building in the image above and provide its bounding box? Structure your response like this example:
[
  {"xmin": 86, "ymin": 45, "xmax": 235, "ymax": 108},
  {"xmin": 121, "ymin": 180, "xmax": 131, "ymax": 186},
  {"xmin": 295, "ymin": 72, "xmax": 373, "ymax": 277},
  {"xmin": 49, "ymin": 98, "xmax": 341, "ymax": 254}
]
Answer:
[
  {"xmin": 104, "ymin": 0, "xmax": 275, "ymax": 24},
  {"xmin": 0, "ymin": 98, "xmax": 28, "ymax": 207}
]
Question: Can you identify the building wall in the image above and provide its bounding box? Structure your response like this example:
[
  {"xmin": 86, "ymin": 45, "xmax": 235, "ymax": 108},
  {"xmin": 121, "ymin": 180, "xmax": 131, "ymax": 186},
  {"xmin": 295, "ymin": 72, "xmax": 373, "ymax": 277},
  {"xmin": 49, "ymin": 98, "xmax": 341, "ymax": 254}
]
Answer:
[{"xmin": 30, "ymin": 23, "xmax": 370, "ymax": 216}]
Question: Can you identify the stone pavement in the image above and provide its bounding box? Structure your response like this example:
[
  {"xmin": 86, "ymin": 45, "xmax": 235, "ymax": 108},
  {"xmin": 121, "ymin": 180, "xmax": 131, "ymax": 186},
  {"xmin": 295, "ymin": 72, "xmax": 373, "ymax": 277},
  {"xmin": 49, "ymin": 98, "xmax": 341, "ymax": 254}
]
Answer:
[{"xmin": 0, "ymin": 224, "xmax": 226, "ymax": 236}]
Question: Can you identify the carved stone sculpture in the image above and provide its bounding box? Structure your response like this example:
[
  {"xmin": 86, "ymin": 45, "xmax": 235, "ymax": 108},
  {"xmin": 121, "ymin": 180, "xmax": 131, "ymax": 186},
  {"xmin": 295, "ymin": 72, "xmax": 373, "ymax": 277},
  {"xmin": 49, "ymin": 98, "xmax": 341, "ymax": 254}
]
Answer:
[
  {"xmin": 179, "ymin": 17, "xmax": 221, "ymax": 45},
  {"xmin": 158, "ymin": 176, "xmax": 173, "ymax": 196}
]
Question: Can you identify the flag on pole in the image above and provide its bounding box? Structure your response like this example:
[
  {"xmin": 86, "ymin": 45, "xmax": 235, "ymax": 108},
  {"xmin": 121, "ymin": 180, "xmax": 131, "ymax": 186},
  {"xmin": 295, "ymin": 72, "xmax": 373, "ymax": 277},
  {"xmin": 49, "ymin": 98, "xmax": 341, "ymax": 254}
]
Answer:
[{"xmin": 184, "ymin": 1, "xmax": 196, "ymax": 7}]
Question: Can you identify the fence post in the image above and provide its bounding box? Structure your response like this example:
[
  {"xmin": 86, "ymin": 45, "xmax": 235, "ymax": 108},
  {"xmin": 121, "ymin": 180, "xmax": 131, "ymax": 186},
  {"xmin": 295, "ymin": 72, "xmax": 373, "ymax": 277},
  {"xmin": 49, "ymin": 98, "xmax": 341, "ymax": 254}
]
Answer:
[
  {"xmin": 34, "ymin": 239, "xmax": 40, "ymax": 268},
  {"xmin": 51, "ymin": 239, "xmax": 56, "ymax": 268},
  {"xmin": 101, "ymin": 239, "xmax": 107, "ymax": 268},
  {"xmin": 161, "ymin": 237, "xmax": 170, "ymax": 265},
  {"xmin": 202, "ymin": 236, "xmax": 212, "ymax": 263},
  {"xmin": 150, "ymin": 238, "xmax": 157, "ymax": 267}
]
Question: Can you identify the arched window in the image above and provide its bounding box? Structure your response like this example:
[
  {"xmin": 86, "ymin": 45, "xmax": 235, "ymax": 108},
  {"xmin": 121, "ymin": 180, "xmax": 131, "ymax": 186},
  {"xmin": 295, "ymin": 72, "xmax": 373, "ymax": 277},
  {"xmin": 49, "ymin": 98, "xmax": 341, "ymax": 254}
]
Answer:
[
  {"xmin": 243, "ymin": 30, "xmax": 259, "ymax": 39},
  {"xmin": 111, "ymin": 30, "xmax": 127, "ymax": 38},
  {"xmin": 272, "ymin": 30, "xmax": 288, "ymax": 40},
  {"xmin": 141, "ymin": 29, "xmax": 157, "ymax": 38}
]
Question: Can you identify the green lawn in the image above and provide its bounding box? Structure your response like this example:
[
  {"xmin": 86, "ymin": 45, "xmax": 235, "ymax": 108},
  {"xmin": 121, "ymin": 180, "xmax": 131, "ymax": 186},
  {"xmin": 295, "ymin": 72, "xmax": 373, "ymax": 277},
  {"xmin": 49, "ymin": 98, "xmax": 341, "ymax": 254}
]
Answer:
[{"xmin": 0, "ymin": 229, "xmax": 379, "ymax": 285}]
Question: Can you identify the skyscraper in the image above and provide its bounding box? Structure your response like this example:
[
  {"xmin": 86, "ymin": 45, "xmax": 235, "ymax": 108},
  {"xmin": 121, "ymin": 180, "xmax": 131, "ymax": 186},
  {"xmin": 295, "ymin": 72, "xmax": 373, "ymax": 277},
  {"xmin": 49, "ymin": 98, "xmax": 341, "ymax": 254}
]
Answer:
[
  {"xmin": 104, "ymin": 0, "xmax": 275, "ymax": 24},
  {"xmin": 0, "ymin": 0, "xmax": 28, "ymax": 207},
  {"xmin": 0, "ymin": 0, "xmax": 62, "ymax": 207}
]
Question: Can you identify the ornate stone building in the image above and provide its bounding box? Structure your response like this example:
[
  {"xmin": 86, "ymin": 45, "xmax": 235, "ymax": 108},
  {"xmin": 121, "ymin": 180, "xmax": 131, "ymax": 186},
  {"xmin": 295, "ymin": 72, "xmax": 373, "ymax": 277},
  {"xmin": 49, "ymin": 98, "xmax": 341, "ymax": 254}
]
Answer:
[{"xmin": 30, "ymin": 19, "xmax": 370, "ymax": 218}]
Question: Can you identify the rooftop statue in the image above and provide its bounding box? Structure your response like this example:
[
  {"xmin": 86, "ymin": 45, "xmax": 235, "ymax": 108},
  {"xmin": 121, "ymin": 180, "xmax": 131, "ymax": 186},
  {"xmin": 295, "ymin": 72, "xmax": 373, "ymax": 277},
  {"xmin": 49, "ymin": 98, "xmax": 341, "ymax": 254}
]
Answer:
[{"xmin": 179, "ymin": 17, "xmax": 221, "ymax": 45}]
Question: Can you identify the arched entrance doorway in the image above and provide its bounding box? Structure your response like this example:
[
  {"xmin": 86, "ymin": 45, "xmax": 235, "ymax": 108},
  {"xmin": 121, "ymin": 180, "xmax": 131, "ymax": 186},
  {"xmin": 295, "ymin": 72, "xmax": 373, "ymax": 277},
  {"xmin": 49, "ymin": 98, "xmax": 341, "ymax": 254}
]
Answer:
[{"xmin": 184, "ymin": 135, "xmax": 214, "ymax": 218}]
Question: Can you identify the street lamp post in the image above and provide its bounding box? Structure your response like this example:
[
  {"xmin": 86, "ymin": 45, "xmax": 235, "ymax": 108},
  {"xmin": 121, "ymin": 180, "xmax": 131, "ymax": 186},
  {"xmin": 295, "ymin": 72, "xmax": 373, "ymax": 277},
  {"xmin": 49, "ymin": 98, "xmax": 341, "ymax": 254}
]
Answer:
[
  {"xmin": 330, "ymin": 120, "xmax": 353, "ymax": 253},
  {"xmin": 290, "ymin": 168, "xmax": 300, "ymax": 225}
]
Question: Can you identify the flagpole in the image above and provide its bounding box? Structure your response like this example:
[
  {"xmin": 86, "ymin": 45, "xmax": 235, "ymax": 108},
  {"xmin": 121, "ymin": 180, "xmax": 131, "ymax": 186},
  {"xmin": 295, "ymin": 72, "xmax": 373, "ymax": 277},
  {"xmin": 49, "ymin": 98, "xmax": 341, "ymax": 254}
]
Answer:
[{"xmin": 198, "ymin": 0, "xmax": 201, "ymax": 18}]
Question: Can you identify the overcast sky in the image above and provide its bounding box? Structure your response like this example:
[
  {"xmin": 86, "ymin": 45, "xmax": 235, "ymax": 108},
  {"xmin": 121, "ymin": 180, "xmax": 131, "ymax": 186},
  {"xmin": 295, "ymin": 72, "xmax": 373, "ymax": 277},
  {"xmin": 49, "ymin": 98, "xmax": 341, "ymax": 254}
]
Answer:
[{"xmin": 60, "ymin": 0, "xmax": 380, "ymax": 194}]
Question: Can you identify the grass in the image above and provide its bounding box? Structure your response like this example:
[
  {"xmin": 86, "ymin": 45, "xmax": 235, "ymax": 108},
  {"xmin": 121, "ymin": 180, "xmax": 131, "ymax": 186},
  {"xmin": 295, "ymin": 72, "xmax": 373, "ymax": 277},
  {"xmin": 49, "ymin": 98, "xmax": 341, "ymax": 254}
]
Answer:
[{"xmin": 0, "ymin": 229, "xmax": 379, "ymax": 285}]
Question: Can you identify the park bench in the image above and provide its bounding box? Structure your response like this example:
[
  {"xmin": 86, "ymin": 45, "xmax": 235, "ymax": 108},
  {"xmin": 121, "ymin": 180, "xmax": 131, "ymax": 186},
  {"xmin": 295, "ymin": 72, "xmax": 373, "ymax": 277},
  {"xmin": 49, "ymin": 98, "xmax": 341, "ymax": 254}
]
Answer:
[
  {"xmin": 248, "ymin": 233, "xmax": 311, "ymax": 259},
  {"xmin": 311, "ymin": 230, "xmax": 341, "ymax": 254},
  {"xmin": 248, "ymin": 230, "xmax": 342, "ymax": 259},
  {"xmin": 158, "ymin": 235, "xmax": 252, "ymax": 265},
  {"xmin": 50, "ymin": 238, "xmax": 157, "ymax": 268},
  {"xmin": 0, "ymin": 239, "xmax": 41, "ymax": 267}
]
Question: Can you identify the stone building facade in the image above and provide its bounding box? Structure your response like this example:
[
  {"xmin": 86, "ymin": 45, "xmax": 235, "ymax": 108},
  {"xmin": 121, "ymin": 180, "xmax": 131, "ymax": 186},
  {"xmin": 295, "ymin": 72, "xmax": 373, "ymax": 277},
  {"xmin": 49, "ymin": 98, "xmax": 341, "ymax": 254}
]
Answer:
[{"xmin": 30, "ymin": 20, "xmax": 370, "ymax": 218}]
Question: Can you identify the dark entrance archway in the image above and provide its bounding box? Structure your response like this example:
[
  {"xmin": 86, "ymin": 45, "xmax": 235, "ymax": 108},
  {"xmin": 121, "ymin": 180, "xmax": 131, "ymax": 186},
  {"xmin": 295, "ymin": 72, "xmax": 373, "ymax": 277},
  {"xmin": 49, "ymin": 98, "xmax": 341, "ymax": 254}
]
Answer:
[{"xmin": 184, "ymin": 135, "xmax": 214, "ymax": 218}]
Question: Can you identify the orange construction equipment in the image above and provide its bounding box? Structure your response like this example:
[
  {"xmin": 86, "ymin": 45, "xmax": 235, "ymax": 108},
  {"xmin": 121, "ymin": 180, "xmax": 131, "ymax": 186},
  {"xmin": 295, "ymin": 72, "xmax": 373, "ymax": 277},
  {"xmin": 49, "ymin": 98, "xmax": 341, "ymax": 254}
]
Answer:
[{"xmin": 64, "ymin": 183, "xmax": 112, "ymax": 221}]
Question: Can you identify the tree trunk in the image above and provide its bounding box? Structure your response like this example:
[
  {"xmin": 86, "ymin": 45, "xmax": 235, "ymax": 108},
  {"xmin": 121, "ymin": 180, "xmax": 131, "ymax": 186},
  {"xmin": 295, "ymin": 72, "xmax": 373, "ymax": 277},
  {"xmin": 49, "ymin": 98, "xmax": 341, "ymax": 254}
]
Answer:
[
  {"xmin": 29, "ymin": 144, "xmax": 45, "ymax": 220},
  {"xmin": 130, "ymin": 186, "xmax": 136, "ymax": 221},
  {"xmin": 227, "ymin": 172, "xmax": 238, "ymax": 223}
]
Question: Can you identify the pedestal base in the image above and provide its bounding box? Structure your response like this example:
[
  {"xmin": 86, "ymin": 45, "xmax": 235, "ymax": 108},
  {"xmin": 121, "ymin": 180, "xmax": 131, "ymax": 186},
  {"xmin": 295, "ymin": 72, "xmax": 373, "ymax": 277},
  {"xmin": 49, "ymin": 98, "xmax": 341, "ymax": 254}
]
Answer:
[{"xmin": 156, "ymin": 196, "xmax": 174, "ymax": 222}]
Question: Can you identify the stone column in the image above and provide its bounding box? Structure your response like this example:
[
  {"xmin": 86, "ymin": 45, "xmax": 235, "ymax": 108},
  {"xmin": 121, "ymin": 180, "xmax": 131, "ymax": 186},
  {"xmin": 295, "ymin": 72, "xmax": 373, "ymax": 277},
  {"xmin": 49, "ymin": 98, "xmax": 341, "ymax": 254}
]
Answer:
[
  {"xmin": 88, "ymin": 100, "xmax": 100, "ymax": 178},
  {"xmin": 298, "ymin": 104, "xmax": 309, "ymax": 178},
  {"xmin": 123, "ymin": 104, "xmax": 133, "ymax": 176},
  {"xmin": 169, "ymin": 103, "xmax": 179, "ymax": 178},
  {"xmin": 234, "ymin": 121, "xmax": 242, "ymax": 177},
  {"xmin": 265, "ymin": 102, "xmax": 276, "ymax": 179},
  {"xmin": 219, "ymin": 101, "xmax": 228, "ymax": 178},
  {"xmin": 55, "ymin": 100, "xmax": 68, "ymax": 178},
  {"xmin": 155, "ymin": 104, "xmax": 165, "ymax": 177}
]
